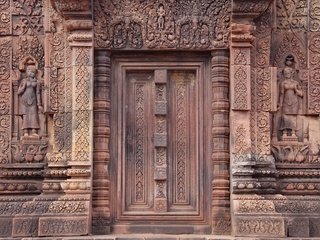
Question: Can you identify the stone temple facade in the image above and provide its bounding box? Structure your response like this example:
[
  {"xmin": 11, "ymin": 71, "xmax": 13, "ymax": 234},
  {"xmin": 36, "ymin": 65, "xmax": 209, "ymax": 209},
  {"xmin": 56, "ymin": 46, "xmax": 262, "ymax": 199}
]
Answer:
[{"xmin": 1, "ymin": 0, "xmax": 320, "ymax": 238}]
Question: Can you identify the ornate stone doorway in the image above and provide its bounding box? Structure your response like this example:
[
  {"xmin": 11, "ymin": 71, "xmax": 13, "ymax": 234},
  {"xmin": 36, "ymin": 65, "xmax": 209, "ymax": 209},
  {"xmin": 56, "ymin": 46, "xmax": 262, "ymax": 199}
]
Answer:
[{"xmin": 110, "ymin": 53, "xmax": 211, "ymax": 233}]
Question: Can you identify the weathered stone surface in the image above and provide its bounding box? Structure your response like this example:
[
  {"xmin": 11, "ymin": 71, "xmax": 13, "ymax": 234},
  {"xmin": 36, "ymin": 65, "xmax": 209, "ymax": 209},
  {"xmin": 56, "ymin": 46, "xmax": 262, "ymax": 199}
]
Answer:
[
  {"xmin": 39, "ymin": 217, "xmax": 89, "ymax": 236},
  {"xmin": 288, "ymin": 218, "xmax": 309, "ymax": 237},
  {"xmin": 13, "ymin": 217, "xmax": 38, "ymax": 237},
  {"xmin": 0, "ymin": 218, "xmax": 12, "ymax": 237},
  {"xmin": 234, "ymin": 217, "xmax": 285, "ymax": 237}
]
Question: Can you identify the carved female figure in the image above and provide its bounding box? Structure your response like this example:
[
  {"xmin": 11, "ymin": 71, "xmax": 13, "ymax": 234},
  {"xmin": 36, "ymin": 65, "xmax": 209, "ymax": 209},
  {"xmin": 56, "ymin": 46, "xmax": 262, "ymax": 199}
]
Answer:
[
  {"xmin": 18, "ymin": 65, "xmax": 42, "ymax": 137},
  {"xmin": 278, "ymin": 66, "xmax": 303, "ymax": 137},
  {"xmin": 157, "ymin": 4, "xmax": 166, "ymax": 30}
]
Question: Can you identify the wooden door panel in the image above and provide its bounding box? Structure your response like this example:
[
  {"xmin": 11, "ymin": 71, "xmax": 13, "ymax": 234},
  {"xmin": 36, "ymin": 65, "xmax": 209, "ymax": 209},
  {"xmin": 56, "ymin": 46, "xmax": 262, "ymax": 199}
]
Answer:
[
  {"xmin": 124, "ymin": 71, "xmax": 154, "ymax": 212},
  {"xmin": 113, "ymin": 58, "xmax": 209, "ymax": 226},
  {"xmin": 168, "ymin": 71, "xmax": 198, "ymax": 211}
]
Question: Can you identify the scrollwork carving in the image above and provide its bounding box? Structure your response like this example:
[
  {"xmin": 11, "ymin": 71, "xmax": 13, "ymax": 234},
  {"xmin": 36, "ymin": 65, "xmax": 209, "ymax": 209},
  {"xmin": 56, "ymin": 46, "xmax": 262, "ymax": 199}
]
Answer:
[
  {"xmin": 236, "ymin": 218, "xmax": 285, "ymax": 236},
  {"xmin": 39, "ymin": 217, "xmax": 88, "ymax": 236},
  {"xmin": 12, "ymin": 0, "xmax": 44, "ymax": 35},
  {"xmin": 276, "ymin": 0, "xmax": 308, "ymax": 31},
  {"xmin": 309, "ymin": 33, "xmax": 320, "ymax": 113},
  {"xmin": 0, "ymin": 38, "xmax": 11, "ymax": 163}
]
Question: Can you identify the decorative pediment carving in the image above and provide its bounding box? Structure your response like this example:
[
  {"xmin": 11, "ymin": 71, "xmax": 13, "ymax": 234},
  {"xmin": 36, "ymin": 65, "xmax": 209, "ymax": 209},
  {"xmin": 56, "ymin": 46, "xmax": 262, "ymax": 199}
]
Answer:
[{"xmin": 94, "ymin": 0, "xmax": 231, "ymax": 49}]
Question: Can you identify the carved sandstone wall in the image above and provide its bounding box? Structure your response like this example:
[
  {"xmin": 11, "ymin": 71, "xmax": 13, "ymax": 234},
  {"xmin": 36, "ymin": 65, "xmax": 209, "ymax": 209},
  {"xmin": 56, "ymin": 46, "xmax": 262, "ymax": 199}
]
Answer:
[
  {"xmin": 0, "ymin": 0, "xmax": 93, "ymax": 237},
  {"xmin": 0, "ymin": 0, "xmax": 320, "ymax": 238},
  {"xmin": 231, "ymin": 0, "xmax": 320, "ymax": 238}
]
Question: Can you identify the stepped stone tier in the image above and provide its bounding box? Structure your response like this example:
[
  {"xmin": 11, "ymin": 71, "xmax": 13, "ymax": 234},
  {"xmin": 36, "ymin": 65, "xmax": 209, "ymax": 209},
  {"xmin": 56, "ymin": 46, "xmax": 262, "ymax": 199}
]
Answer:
[{"xmin": 0, "ymin": 0, "xmax": 320, "ymax": 238}]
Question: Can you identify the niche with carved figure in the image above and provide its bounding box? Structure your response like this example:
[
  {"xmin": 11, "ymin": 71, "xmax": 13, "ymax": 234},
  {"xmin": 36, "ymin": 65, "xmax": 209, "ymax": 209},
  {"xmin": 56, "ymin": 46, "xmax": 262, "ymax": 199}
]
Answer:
[
  {"xmin": 11, "ymin": 56, "xmax": 48, "ymax": 165},
  {"xmin": 271, "ymin": 55, "xmax": 319, "ymax": 166}
]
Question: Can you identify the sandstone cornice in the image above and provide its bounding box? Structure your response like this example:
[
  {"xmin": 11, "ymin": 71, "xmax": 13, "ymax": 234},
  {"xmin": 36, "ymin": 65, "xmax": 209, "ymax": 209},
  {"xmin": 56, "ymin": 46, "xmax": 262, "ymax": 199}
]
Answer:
[{"xmin": 50, "ymin": 0, "xmax": 92, "ymax": 19}]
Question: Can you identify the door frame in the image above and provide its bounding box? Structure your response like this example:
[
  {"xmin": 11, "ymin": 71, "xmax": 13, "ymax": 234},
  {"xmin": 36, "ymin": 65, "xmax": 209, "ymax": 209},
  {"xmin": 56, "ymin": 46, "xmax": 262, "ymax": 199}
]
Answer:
[
  {"xmin": 110, "ymin": 51, "xmax": 212, "ymax": 234},
  {"xmin": 92, "ymin": 49, "xmax": 231, "ymax": 235}
]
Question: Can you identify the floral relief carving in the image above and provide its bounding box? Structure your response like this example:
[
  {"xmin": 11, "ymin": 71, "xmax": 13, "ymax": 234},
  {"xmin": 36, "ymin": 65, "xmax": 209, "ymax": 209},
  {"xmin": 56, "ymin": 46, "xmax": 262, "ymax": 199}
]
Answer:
[
  {"xmin": 236, "ymin": 218, "xmax": 284, "ymax": 236},
  {"xmin": 39, "ymin": 217, "xmax": 88, "ymax": 235},
  {"xmin": 274, "ymin": 34, "xmax": 307, "ymax": 69},
  {"xmin": 238, "ymin": 200, "xmax": 275, "ymax": 213},
  {"xmin": 0, "ymin": 38, "xmax": 11, "ymax": 164},
  {"xmin": 309, "ymin": 33, "xmax": 320, "ymax": 113},
  {"xmin": 0, "ymin": 0, "xmax": 10, "ymax": 35},
  {"xmin": 233, "ymin": 66, "xmax": 248, "ymax": 110},
  {"xmin": 276, "ymin": 0, "xmax": 308, "ymax": 31},
  {"xmin": 310, "ymin": 0, "xmax": 320, "ymax": 32},
  {"xmin": 12, "ymin": 0, "xmax": 44, "ymax": 35},
  {"xmin": 234, "ymin": 124, "xmax": 250, "ymax": 154}
]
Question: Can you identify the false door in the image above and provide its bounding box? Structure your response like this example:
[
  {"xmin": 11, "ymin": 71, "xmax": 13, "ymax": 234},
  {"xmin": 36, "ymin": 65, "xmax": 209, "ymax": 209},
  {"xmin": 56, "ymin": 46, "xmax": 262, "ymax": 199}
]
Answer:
[{"xmin": 112, "ymin": 56, "xmax": 210, "ymax": 232}]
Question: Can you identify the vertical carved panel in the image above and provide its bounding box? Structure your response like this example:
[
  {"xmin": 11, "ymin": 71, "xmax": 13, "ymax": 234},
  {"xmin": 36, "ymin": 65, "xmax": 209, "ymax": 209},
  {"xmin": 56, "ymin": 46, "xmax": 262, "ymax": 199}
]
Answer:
[
  {"xmin": 0, "ymin": 0, "xmax": 10, "ymax": 35},
  {"xmin": 231, "ymin": 46, "xmax": 251, "ymax": 111},
  {"xmin": 154, "ymin": 69, "xmax": 168, "ymax": 212},
  {"xmin": 0, "ymin": 38, "xmax": 11, "ymax": 164},
  {"xmin": 211, "ymin": 50, "xmax": 231, "ymax": 235},
  {"xmin": 72, "ymin": 47, "xmax": 91, "ymax": 163},
  {"xmin": 310, "ymin": 0, "xmax": 320, "ymax": 32},
  {"xmin": 233, "ymin": 66, "xmax": 250, "ymax": 110},
  {"xmin": 309, "ymin": 33, "xmax": 320, "ymax": 114},
  {"xmin": 135, "ymin": 84, "xmax": 146, "ymax": 202},
  {"xmin": 256, "ymin": 68, "xmax": 273, "ymax": 154},
  {"xmin": 174, "ymin": 82, "xmax": 187, "ymax": 202},
  {"xmin": 125, "ymin": 72, "xmax": 152, "ymax": 208},
  {"xmin": 47, "ymin": 6, "xmax": 72, "ymax": 165},
  {"xmin": 169, "ymin": 72, "xmax": 196, "ymax": 205},
  {"xmin": 0, "ymin": 0, "xmax": 11, "ymax": 164}
]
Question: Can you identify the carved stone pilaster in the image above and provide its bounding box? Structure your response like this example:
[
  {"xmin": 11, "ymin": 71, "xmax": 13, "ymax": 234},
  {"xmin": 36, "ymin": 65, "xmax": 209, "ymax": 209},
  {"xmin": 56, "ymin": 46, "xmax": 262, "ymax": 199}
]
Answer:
[
  {"xmin": 230, "ymin": 22, "xmax": 257, "ymax": 193},
  {"xmin": 67, "ymin": 25, "xmax": 93, "ymax": 194},
  {"xmin": 211, "ymin": 49, "xmax": 231, "ymax": 235},
  {"xmin": 92, "ymin": 50, "xmax": 111, "ymax": 234}
]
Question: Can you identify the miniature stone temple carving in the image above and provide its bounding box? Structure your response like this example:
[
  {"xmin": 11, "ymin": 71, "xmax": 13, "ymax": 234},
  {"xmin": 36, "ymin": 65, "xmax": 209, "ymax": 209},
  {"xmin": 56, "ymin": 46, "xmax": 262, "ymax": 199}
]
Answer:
[{"xmin": 18, "ymin": 64, "xmax": 43, "ymax": 137}]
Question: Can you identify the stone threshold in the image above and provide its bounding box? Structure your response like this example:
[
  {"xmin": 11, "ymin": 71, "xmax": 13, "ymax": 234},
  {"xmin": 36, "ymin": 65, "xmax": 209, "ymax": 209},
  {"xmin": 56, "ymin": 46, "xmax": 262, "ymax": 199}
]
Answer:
[{"xmin": 6, "ymin": 235, "xmax": 320, "ymax": 240}]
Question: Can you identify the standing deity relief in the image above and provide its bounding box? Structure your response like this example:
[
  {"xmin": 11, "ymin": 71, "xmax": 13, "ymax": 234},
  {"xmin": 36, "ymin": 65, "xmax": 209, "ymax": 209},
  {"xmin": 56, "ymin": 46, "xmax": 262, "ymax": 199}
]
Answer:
[
  {"xmin": 18, "ymin": 62, "xmax": 43, "ymax": 138},
  {"xmin": 271, "ymin": 54, "xmax": 319, "ymax": 164},
  {"xmin": 276, "ymin": 55, "xmax": 304, "ymax": 142},
  {"xmin": 11, "ymin": 56, "xmax": 47, "ymax": 164}
]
